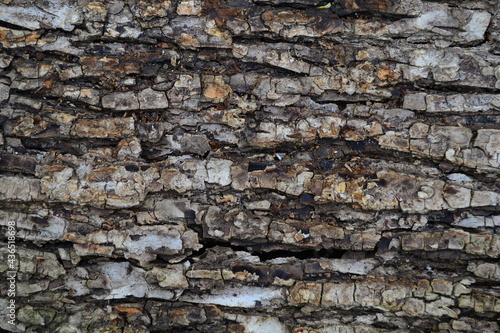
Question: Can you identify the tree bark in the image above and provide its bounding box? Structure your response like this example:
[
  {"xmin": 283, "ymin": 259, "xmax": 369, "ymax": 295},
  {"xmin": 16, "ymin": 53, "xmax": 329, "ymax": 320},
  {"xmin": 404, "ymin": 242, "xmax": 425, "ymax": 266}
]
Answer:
[{"xmin": 1, "ymin": 0, "xmax": 499, "ymax": 332}]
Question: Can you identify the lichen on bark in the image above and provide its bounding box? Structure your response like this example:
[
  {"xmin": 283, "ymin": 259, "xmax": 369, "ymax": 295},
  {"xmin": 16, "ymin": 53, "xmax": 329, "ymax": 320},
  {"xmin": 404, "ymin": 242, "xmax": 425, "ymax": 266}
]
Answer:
[{"xmin": 0, "ymin": 0, "xmax": 499, "ymax": 332}]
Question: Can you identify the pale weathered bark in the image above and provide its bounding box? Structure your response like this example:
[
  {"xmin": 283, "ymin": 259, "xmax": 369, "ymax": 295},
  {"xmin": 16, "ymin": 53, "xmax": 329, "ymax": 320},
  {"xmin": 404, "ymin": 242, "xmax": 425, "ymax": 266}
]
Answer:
[{"xmin": 0, "ymin": 0, "xmax": 499, "ymax": 332}]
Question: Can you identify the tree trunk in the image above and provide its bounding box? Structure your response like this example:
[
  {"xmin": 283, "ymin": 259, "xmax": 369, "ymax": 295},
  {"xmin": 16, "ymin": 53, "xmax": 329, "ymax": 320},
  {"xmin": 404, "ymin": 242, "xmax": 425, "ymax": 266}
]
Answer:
[{"xmin": 1, "ymin": 0, "xmax": 499, "ymax": 332}]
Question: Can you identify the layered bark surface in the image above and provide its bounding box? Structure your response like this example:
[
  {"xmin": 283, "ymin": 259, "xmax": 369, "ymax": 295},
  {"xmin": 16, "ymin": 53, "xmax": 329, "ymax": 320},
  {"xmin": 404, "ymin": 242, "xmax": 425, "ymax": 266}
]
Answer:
[{"xmin": 0, "ymin": 0, "xmax": 499, "ymax": 332}]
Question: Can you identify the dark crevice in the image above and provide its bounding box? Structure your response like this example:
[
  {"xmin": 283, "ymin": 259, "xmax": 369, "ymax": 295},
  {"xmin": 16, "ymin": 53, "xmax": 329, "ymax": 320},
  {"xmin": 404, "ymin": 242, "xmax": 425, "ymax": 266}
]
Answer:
[
  {"xmin": 9, "ymin": 88, "xmax": 98, "ymax": 110},
  {"xmin": 200, "ymin": 134, "xmax": 497, "ymax": 182},
  {"xmin": 190, "ymin": 236, "xmax": 379, "ymax": 262},
  {"xmin": 0, "ymin": 20, "xmax": 31, "ymax": 30},
  {"xmin": 247, "ymin": 161, "xmax": 268, "ymax": 171},
  {"xmin": 72, "ymin": 256, "xmax": 136, "ymax": 268},
  {"xmin": 256, "ymin": 247, "xmax": 348, "ymax": 260},
  {"xmin": 252, "ymin": 1, "xmax": 323, "ymax": 10},
  {"xmin": 414, "ymin": 81, "xmax": 500, "ymax": 94}
]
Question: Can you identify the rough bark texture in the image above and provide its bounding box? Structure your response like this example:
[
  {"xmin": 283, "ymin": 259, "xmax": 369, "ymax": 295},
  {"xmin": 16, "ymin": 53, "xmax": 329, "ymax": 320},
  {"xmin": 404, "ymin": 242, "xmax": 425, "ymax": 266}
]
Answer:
[{"xmin": 0, "ymin": 0, "xmax": 499, "ymax": 332}]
